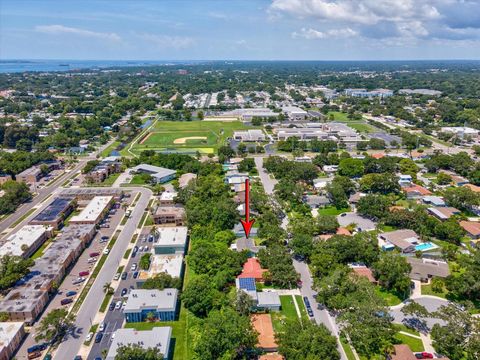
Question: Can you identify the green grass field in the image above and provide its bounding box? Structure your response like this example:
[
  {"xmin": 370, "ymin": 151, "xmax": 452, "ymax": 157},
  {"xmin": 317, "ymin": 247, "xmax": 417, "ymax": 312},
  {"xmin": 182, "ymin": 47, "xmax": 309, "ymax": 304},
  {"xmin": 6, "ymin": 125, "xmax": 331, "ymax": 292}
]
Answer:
[
  {"xmin": 131, "ymin": 120, "xmax": 252, "ymax": 155},
  {"xmin": 375, "ymin": 287, "xmax": 404, "ymax": 306},
  {"xmin": 271, "ymin": 295, "xmax": 300, "ymax": 334},
  {"xmin": 318, "ymin": 206, "xmax": 350, "ymax": 216}
]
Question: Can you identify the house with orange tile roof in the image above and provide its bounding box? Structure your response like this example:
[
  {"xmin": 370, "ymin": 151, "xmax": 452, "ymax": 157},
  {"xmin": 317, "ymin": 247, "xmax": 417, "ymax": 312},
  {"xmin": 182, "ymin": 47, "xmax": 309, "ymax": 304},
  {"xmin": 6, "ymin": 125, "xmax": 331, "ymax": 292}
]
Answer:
[
  {"xmin": 371, "ymin": 152, "xmax": 385, "ymax": 159},
  {"xmin": 336, "ymin": 227, "xmax": 352, "ymax": 236},
  {"xmin": 237, "ymin": 258, "xmax": 268, "ymax": 281},
  {"xmin": 463, "ymin": 183, "xmax": 480, "ymax": 193},
  {"xmin": 460, "ymin": 221, "xmax": 480, "ymax": 239},
  {"xmin": 402, "ymin": 183, "xmax": 432, "ymax": 199},
  {"xmin": 251, "ymin": 314, "xmax": 278, "ymax": 352},
  {"xmin": 350, "ymin": 264, "xmax": 376, "ymax": 283}
]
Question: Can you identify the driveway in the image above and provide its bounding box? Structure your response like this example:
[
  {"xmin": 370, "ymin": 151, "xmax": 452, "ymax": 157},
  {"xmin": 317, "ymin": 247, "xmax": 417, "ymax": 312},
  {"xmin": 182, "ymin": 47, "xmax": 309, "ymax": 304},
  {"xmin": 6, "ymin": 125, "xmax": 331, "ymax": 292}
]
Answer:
[
  {"xmin": 390, "ymin": 297, "xmax": 449, "ymax": 329},
  {"xmin": 337, "ymin": 212, "xmax": 376, "ymax": 231}
]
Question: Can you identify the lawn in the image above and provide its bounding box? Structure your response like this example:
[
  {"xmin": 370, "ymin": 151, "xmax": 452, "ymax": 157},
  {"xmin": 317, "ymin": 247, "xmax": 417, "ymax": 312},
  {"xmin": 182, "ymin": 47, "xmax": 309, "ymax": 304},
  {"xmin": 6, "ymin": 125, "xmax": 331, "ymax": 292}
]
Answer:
[
  {"xmin": 318, "ymin": 206, "xmax": 350, "ymax": 216},
  {"xmin": 327, "ymin": 111, "xmax": 350, "ymax": 122},
  {"xmin": 101, "ymin": 140, "xmax": 121, "ymax": 157},
  {"xmin": 421, "ymin": 283, "xmax": 448, "ymax": 299},
  {"xmin": 271, "ymin": 295, "xmax": 299, "ymax": 334},
  {"xmin": 375, "ymin": 287, "xmax": 404, "ymax": 306},
  {"xmin": 131, "ymin": 120, "xmax": 253, "ymax": 155},
  {"xmin": 129, "ymin": 174, "xmax": 149, "ymax": 185},
  {"xmin": 392, "ymin": 323, "xmax": 420, "ymax": 336},
  {"xmin": 348, "ymin": 123, "xmax": 376, "ymax": 133},
  {"xmin": 394, "ymin": 333, "xmax": 424, "ymax": 352},
  {"xmin": 101, "ymin": 173, "xmax": 120, "ymax": 186},
  {"xmin": 294, "ymin": 295, "xmax": 310, "ymax": 322},
  {"xmin": 340, "ymin": 337, "xmax": 356, "ymax": 360}
]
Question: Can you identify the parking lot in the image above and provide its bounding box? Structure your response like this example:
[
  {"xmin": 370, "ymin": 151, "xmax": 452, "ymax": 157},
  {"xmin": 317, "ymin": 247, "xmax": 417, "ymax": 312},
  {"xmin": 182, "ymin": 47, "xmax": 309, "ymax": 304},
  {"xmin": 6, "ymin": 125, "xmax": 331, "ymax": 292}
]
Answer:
[
  {"xmin": 87, "ymin": 226, "xmax": 155, "ymax": 360},
  {"xmin": 14, "ymin": 197, "xmax": 132, "ymax": 360}
]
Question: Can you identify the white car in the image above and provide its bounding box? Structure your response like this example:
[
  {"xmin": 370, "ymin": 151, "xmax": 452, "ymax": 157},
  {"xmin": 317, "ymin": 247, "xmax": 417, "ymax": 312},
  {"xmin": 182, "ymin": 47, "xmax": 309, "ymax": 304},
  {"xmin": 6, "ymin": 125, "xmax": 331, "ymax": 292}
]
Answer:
[
  {"xmin": 111, "ymin": 332, "xmax": 116, "ymax": 341},
  {"xmin": 115, "ymin": 301, "xmax": 122, "ymax": 310},
  {"xmin": 87, "ymin": 257, "xmax": 97, "ymax": 264},
  {"xmin": 98, "ymin": 322, "xmax": 105, "ymax": 332},
  {"xmin": 85, "ymin": 332, "xmax": 93, "ymax": 342},
  {"xmin": 103, "ymin": 248, "xmax": 110, "ymax": 255},
  {"xmin": 113, "ymin": 273, "xmax": 121, "ymax": 281},
  {"xmin": 130, "ymin": 263, "xmax": 137, "ymax": 271}
]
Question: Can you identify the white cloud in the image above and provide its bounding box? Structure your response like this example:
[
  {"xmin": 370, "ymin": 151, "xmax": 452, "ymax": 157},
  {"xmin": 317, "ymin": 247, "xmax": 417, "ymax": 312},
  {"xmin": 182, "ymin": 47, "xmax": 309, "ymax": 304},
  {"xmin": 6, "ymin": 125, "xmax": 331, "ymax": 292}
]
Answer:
[
  {"xmin": 292, "ymin": 27, "xmax": 358, "ymax": 39},
  {"xmin": 35, "ymin": 25, "xmax": 121, "ymax": 42},
  {"xmin": 136, "ymin": 33, "xmax": 194, "ymax": 49}
]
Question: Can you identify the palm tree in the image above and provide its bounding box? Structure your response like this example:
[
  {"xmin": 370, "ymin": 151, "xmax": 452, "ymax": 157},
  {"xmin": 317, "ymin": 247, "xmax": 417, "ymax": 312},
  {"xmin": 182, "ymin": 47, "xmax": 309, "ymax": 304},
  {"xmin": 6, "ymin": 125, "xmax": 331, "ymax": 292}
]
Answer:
[
  {"xmin": 103, "ymin": 282, "xmax": 113, "ymax": 294},
  {"xmin": 146, "ymin": 311, "xmax": 157, "ymax": 322}
]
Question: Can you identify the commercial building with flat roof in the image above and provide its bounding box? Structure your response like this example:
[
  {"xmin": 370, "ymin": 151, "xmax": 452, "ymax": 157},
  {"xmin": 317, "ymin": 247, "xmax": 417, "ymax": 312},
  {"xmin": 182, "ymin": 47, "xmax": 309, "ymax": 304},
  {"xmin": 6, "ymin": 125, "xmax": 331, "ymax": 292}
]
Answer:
[
  {"xmin": 153, "ymin": 227, "xmax": 188, "ymax": 255},
  {"xmin": 61, "ymin": 188, "xmax": 124, "ymax": 201},
  {"xmin": 124, "ymin": 289, "xmax": 178, "ymax": 322},
  {"xmin": 106, "ymin": 327, "xmax": 172, "ymax": 360},
  {"xmin": 29, "ymin": 197, "xmax": 75, "ymax": 229},
  {"xmin": 15, "ymin": 166, "xmax": 43, "ymax": 184},
  {"xmin": 0, "ymin": 322, "xmax": 25, "ymax": 360},
  {"xmin": 131, "ymin": 164, "xmax": 176, "ymax": 184},
  {"xmin": 139, "ymin": 254, "xmax": 184, "ymax": 281},
  {"xmin": 0, "ymin": 224, "xmax": 96, "ymax": 323},
  {"xmin": 0, "ymin": 225, "xmax": 51, "ymax": 258},
  {"xmin": 159, "ymin": 191, "xmax": 177, "ymax": 206},
  {"xmin": 69, "ymin": 196, "xmax": 113, "ymax": 225},
  {"xmin": 282, "ymin": 106, "xmax": 308, "ymax": 121},
  {"xmin": 153, "ymin": 206, "xmax": 185, "ymax": 226},
  {"xmin": 233, "ymin": 129, "xmax": 266, "ymax": 142}
]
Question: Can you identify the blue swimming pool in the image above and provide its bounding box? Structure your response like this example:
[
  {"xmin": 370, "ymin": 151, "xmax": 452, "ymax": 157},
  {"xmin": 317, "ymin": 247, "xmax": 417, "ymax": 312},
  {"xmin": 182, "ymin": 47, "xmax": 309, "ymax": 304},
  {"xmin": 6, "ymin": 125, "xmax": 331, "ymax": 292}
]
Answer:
[{"xmin": 415, "ymin": 242, "xmax": 438, "ymax": 251}]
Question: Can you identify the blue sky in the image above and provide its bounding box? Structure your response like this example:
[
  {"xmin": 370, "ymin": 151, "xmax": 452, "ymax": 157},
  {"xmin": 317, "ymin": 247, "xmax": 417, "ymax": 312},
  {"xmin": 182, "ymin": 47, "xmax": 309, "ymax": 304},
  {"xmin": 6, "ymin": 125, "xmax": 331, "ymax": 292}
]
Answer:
[{"xmin": 2, "ymin": 0, "xmax": 480, "ymax": 60}]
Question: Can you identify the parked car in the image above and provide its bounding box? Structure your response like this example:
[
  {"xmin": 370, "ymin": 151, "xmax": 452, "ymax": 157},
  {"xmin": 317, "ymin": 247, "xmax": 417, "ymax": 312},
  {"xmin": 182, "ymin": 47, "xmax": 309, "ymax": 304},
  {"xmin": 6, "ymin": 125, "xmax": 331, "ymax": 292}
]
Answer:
[
  {"xmin": 121, "ymin": 288, "xmax": 128, "ymax": 296},
  {"xmin": 27, "ymin": 344, "xmax": 47, "ymax": 353},
  {"xmin": 89, "ymin": 252, "xmax": 100, "ymax": 257},
  {"xmin": 133, "ymin": 246, "xmax": 139, "ymax": 253},
  {"xmin": 109, "ymin": 302, "xmax": 115, "ymax": 311},
  {"xmin": 415, "ymin": 353, "xmax": 433, "ymax": 359},
  {"xmin": 121, "ymin": 272, "xmax": 128, "ymax": 280},
  {"xmin": 74, "ymin": 356, "xmax": 82, "ymax": 360},
  {"xmin": 131, "ymin": 263, "xmax": 137, "ymax": 271},
  {"xmin": 85, "ymin": 332, "xmax": 93, "ymax": 342},
  {"xmin": 87, "ymin": 257, "xmax": 97, "ymax": 264},
  {"xmin": 79, "ymin": 271, "xmax": 89, "ymax": 277},
  {"xmin": 98, "ymin": 322, "xmax": 105, "ymax": 332},
  {"xmin": 65, "ymin": 291, "xmax": 77, "ymax": 297},
  {"xmin": 94, "ymin": 332, "xmax": 103, "ymax": 343},
  {"xmin": 72, "ymin": 277, "xmax": 85, "ymax": 285},
  {"xmin": 60, "ymin": 298, "xmax": 73, "ymax": 306},
  {"xmin": 113, "ymin": 273, "xmax": 120, "ymax": 281},
  {"xmin": 115, "ymin": 301, "xmax": 122, "ymax": 310},
  {"xmin": 27, "ymin": 352, "xmax": 42, "ymax": 359},
  {"xmin": 103, "ymin": 248, "xmax": 110, "ymax": 255},
  {"xmin": 133, "ymin": 271, "xmax": 139, "ymax": 279}
]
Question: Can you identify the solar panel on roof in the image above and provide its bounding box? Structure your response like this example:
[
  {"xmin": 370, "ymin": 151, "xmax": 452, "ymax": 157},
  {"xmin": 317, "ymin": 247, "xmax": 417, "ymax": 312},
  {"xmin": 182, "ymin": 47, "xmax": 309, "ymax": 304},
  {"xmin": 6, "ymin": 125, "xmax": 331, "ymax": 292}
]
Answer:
[{"xmin": 238, "ymin": 277, "xmax": 256, "ymax": 291}]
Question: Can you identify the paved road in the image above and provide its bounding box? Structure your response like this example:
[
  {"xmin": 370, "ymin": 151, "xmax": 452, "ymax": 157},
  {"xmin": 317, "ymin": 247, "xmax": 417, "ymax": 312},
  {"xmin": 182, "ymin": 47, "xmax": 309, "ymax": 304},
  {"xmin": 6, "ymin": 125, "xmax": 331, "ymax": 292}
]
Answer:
[
  {"xmin": 87, "ymin": 229, "xmax": 155, "ymax": 360},
  {"xmin": 254, "ymin": 156, "xmax": 348, "ymax": 360},
  {"xmin": 0, "ymin": 140, "xmax": 115, "ymax": 234},
  {"xmin": 54, "ymin": 187, "xmax": 152, "ymax": 360}
]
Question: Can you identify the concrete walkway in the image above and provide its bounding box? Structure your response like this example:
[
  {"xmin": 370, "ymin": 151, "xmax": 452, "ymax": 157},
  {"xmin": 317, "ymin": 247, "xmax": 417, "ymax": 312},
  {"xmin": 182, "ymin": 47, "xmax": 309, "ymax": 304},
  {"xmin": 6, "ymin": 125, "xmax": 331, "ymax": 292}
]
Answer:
[{"xmin": 291, "ymin": 295, "xmax": 302, "ymax": 319}]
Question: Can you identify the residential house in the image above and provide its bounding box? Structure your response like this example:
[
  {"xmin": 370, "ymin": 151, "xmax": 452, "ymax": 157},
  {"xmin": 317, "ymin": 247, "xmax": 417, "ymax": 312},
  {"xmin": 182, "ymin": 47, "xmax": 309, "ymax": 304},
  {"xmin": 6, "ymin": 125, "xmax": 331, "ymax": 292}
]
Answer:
[
  {"xmin": 422, "ymin": 196, "xmax": 446, "ymax": 207},
  {"xmin": 251, "ymin": 314, "xmax": 278, "ymax": 352},
  {"xmin": 237, "ymin": 258, "xmax": 268, "ymax": 281},
  {"xmin": 379, "ymin": 229, "xmax": 420, "ymax": 253},
  {"xmin": 427, "ymin": 207, "xmax": 460, "ymax": 221},
  {"xmin": 178, "ymin": 173, "xmax": 196, "ymax": 189},
  {"xmin": 230, "ymin": 237, "xmax": 266, "ymax": 256},
  {"xmin": 402, "ymin": 184, "xmax": 432, "ymax": 199},
  {"xmin": 460, "ymin": 221, "xmax": 480, "ymax": 239},
  {"xmin": 406, "ymin": 258, "xmax": 450, "ymax": 281}
]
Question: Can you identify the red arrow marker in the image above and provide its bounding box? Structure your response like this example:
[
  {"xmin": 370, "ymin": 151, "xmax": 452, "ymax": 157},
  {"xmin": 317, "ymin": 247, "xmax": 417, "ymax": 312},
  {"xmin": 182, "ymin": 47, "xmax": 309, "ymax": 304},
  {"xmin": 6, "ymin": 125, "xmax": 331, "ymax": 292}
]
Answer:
[{"xmin": 240, "ymin": 178, "xmax": 255, "ymax": 238}]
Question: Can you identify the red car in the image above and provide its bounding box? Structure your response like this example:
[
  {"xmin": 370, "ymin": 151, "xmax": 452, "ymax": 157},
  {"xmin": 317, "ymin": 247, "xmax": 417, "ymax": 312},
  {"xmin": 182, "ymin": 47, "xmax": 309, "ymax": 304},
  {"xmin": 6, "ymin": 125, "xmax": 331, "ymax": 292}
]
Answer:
[{"xmin": 415, "ymin": 353, "xmax": 433, "ymax": 359}]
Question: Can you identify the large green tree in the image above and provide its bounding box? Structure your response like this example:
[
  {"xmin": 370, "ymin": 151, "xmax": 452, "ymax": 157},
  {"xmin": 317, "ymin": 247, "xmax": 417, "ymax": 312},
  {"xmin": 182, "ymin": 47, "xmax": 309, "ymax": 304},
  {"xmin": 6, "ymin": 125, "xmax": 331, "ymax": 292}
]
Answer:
[
  {"xmin": 193, "ymin": 308, "xmax": 257, "ymax": 360},
  {"xmin": 115, "ymin": 345, "xmax": 164, "ymax": 360},
  {"xmin": 277, "ymin": 320, "xmax": 340, "ymax": 360}
]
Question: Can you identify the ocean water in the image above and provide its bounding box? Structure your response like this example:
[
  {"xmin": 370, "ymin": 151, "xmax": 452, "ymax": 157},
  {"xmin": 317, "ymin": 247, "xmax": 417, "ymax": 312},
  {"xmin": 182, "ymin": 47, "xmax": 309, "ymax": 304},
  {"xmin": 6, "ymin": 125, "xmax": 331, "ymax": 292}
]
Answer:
[{"xmin": 0, "ymin": 60, "xmax": 183, "ymax": 73}]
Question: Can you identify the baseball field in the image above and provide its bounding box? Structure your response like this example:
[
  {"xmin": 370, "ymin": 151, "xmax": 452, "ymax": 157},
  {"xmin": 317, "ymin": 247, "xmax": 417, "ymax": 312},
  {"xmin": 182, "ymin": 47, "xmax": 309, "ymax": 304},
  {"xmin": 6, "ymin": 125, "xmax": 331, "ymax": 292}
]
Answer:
[{"xmin": 129, "ymin": 120, "xmax": 252, "ymax": 155}]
